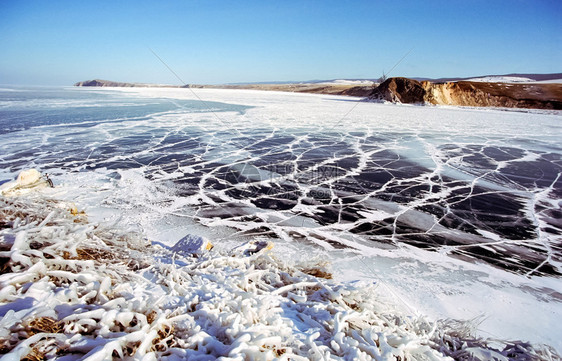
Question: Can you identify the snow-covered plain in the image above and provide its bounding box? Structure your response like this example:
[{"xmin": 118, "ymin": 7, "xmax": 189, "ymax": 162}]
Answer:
[
  {"xmin": 465, "ymin": 76, "xmax": 562, "ymax": 84},
  {"xmin": 318, "ymin": 80, "xmax": 375, "ymax": 86},
  {"xmin": 0, "ymin": 86, "xmax": 561, "ymax": 359}
]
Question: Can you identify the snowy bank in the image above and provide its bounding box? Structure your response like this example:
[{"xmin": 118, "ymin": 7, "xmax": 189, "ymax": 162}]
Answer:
[{"xmin": 1, "ymin": 183, "xmax": 559, "ymax": 360}]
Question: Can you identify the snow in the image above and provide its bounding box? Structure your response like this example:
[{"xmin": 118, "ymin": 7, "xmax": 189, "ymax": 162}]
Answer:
[
  {"xmin": 466, "ymin": 76, "xmax": 535, "ymax": 83},
  {"xmin": 318, "ymin": 80, "xmax": 375, "ymax": 86},
  {"xmin": 465, "ymin": 76, "xmax": 562, "ymax": 84},
  {"xmin": 533, "ymin": 79, "xmax": 562, "ymax": 84}
]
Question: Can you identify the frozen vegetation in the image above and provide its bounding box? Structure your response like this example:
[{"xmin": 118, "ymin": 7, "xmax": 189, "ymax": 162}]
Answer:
[{"xmin": 0, "ymin": 178, "xmax": 559, "ymax": 360}]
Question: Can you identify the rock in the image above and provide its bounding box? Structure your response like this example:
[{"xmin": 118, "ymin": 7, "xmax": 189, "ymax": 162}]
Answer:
[{"xmin": 370, "ymin": 77, "xmax": 426, "ymax": 104}]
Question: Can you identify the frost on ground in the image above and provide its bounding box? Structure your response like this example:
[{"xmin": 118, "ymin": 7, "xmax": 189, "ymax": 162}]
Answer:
[{"xmin": 0, "ymin": 193, "xmax": 559, "ymax": 360}]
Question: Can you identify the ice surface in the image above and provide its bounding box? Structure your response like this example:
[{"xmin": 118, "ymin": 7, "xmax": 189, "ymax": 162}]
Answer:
[{"xmin": 0, "ymin": 86, "xmax": 561, "ymax": 355}]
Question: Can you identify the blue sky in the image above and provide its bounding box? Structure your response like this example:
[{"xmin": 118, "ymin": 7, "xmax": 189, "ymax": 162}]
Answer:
[{"xmin": 1, "ymin": 0, "xmax": 560, "ymax": 85}]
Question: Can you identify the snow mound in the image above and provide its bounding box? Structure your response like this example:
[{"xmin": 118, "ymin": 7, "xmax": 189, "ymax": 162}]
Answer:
[
  {"xmin": 0, "ymin": 169, "xmax": 52, "ymax": 196},
  {"xmin": 0, "ymin": 194, "xmax": 559, "ymax": 360}
]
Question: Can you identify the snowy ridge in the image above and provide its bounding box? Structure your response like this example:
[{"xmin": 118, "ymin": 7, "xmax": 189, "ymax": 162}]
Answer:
[
  {"xmin": 318, "ymin": 80, "xmax": 375, "ymax": 86},
  {"xmin": 465, "ymin": 76, "xmax": 535, "ymax": 83},
  {"xmin": 1, "ymin": 193, "xmax": 559, "ymax": 360}
]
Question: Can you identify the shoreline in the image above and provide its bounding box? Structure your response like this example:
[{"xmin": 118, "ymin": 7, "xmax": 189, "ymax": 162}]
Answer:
[{"xmin": 74, "ymin": 78, "xmax": 562, "ymax": 110}]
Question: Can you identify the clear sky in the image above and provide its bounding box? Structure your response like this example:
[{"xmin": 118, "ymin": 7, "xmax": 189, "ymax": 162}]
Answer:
[{"xmin": 1, "ymin": 0, "xmax": 561, "ymax": 86}]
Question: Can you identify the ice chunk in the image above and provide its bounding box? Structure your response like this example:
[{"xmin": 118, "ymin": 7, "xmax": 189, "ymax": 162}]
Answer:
[
  {"xmin": 171, "ymin": 234, "xmax": 213, "ymax": 257},
  {"xmin": 230, "ymin": 239, "xmax": 274, "ymax": 257}
]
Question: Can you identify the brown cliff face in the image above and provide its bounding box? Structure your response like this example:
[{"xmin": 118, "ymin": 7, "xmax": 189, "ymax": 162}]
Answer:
[
  {"xmin": 424, "ymin": 81, "xmax": 562, "ymax": 109},
  {"xmin": 371, "ymin": 77, "xmax": 426, "ymax": 103},
  {"xmin": 370, "ymin": 77, "xmax": 562, "ymax": 110}
]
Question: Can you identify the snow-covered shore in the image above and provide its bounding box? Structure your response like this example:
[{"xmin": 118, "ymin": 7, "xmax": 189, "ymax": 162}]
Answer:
[{"xmin": 1, "ymin": 184, "xmax": 559, "ymax": 360}]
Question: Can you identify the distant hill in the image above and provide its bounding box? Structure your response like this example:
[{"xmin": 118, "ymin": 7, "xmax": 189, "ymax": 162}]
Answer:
[
  {"xmin": 74, "ymin": 74, "xmax": 562, "ymax": 110},
  {"xmin": 74, "ymin": 79, "xmax": 181, "ymax": 88}
]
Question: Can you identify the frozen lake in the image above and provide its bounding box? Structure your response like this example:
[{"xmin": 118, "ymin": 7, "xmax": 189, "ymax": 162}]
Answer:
[{"xmin": 1, "ymin": 86, "xmax": 561, "ymax": 351}]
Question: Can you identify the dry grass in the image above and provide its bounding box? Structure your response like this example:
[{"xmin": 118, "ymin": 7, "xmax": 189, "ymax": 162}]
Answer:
[
  {"xmin": 0, "ymin": 340, "xmax": 12, "ymax": 354},
  {"xmin": 0, "ymin": 317, "xmax": 64, "ymax": 359},
  {"xmin": 21, "ymin": 347, "xmax": 46, "ymax": 361},
  {"xmin": 262, "ymin": 344, "xmax": 286, "ymax": 357},
  {"xmin": 76, "ymin": 247, "xmax": 115, "ymax": 261},
  {"xmin": 146, "ymin": 311, "xmax": 158, "ymax": 325},
  {"xmin": 24, "ymin": 317, "xmax": 62, "ymax": 335},
  {"xmin": 151, "ymin": 324, "xmax": 175, "ymax": 352},
  {"xmin": 0, "ymin": 257, "xmax": 11, "ymax": 275},
  {"xmin": 300, "ymin": 267, "xmax": 333, "ymax": 279},
  {"xmin": 62, "ymin": 247, "xmax": 115, "ymax": 261}
]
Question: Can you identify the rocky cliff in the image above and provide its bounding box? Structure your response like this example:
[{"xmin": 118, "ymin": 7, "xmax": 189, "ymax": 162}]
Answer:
[
  {"xmin": 371, "ymin": 77, "xmax": 562, "ymax": 110},
  {"xmin": 370, "ymin": 77, "xmax": 426, "ymax": 103}
]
